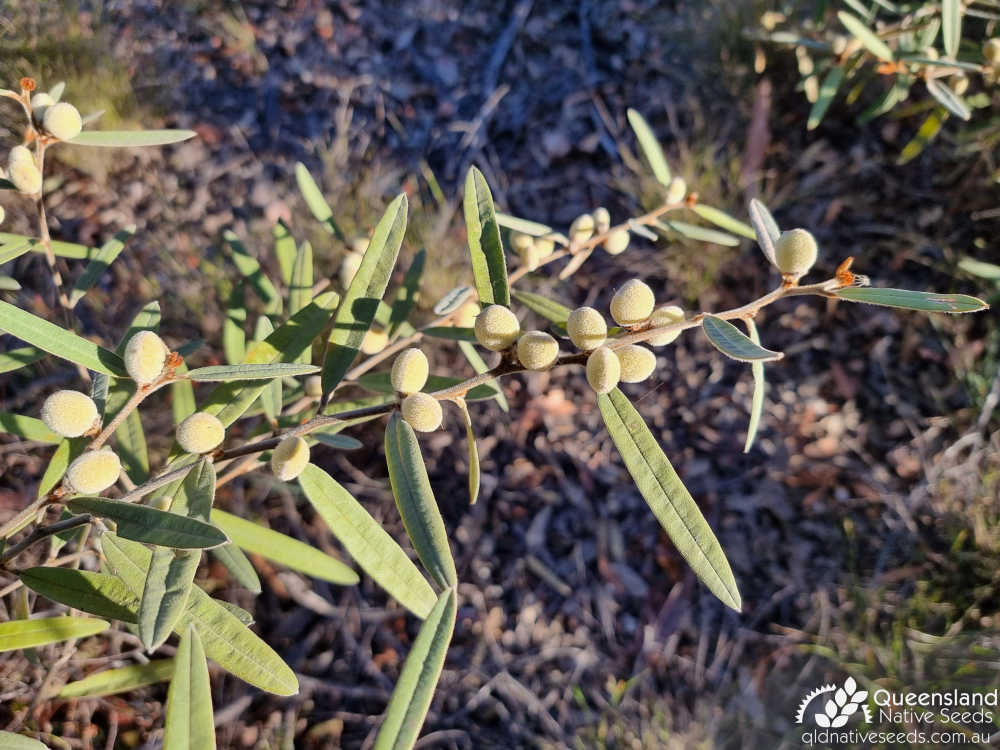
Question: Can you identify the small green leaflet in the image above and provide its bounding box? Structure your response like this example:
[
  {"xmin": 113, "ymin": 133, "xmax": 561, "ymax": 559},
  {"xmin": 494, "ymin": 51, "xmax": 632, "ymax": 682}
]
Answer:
[
  {"xmin": 702, "ymin": 315, "xmax": 784, "ymax": 362},
  {"xmin": 373, "ymin": 589, "xmax": 457, "ymax": 750},
  {"xmin": 322, "ymin": 194, "xmax": 408, "ymax": 393},
  {"xmin": 385, "ymin": 413, "xmax": 457, "ymax": 589},
  {"xmin": 59, "ymin": 659, "xmax": 175, "ymax": 698},
  {"xmin": 626, "ymin": 109, "xmax": 671, "ymax": 186},
  {"xmin": 298, "ymin": 464, "xmax": 437, "ymax": 619},
  {"xmin": 163, "ymin": 625, "xmax": 216, "ymax": 750},
  {"xmin": 254, "ymin": 317, "xmax": 281, "ymax": 424},
  {"xmin": 898, "ymin": 108, "xmax": 947, "ymax": 165},
  {"xmin": 0, "ymin": 616, "xmax": 109, "ymax": 652},
  {"xmin": 457, "ymin": 400, "xmax": 480, "ymax": 504},
  {"xmin": 66, "ymin": 497, "xmax": 228, "ymax": 549},
  {"xmin": 748, "ymin": 199, "xmax": 780, "ymax": 267},
  {"xmin": 463, "ymin": 166, "xmax": 510, "ymax": 307},
  {"xmin": 925, "ymin": 78, "xmax": 970, "ymax": 121},
  {"xmin": 0, "ymin": 240, "xmax": 31, "ymax": 264},
  {"xmin": 311, "ymin": 432, "xmax": 364, "ymax": 451},
  {"xmin": 0, "ymin": 232, "xmax": 97, "ymax": 260},
  {"xmin": 68, "ymin": 227, "xmax": 135, "ymax": 307},
  {"xmin": 223, "ymin": 281, "xmax": 247, "ymax": 365},
  {"xmin": 0, "ymin": 300, "xmax": 125, "ymax": 376},
  {"xmin": 834, "ymin": 287, "xmax": 989, "ymax": 313},
  {"xmin": 512, "ymin": 290, "xmax": 572, "ymax": 326},
  {"xmin": 67, "ymin": 130, "xmax": 197, "ymax": 147},
  {"xmin": 224, "ymin": 231, "xmax": 282, "ymax": 315},
  {"xmin": 433, "ymin": 285, "xmax": 474, "ymax": 316},
  {"xmin": 808, "ymin": 66, "xmax": 845, "ymax": 130},
  {"xmin": 690, "ymin": 205, "xmax": 756, "ymax": 240},
  {"xmin": 212, "ymin": 508, "xmax": 359, "ymax": 586},
  {"xmin": 661, "ymin": 220, "xmax": 740, "ymax": 247},
  {"xmin": 838, "ymin": 11, "xmax": 894, "ymax": 61},
  {"xmin": 0, "ymin": 346, "xmax": 45, "ymax": 375},
  {"xmin": 0, "ymin": 414, "xmax": 59, "ymax": 444},
  {"xmin": 211, "ymin": 542, "xmax": 263, "ymax": 595},
  {"xmin": 20, "ymin": 568, "xmax": 137, "ymax": 622},
  {"xmin": 186, "ymin": 362, "xmax": 319, "ymax": 381},
  {"xmin": 942, "ymin": 0, "xmax": 962, "ymax": 58},
  {"xmin": 389, "ymin": 249, "xmax": 426, "ymax": 338},
  {"xmin": 295, "ymin": 162, "xmax": 344, "ymax": 239},
  {"xmin": 273, "ymin": 220, "xmax": 297, "ymax": 285},
  {"xmin": 958, "ymin": 258, "xmax": 1000, "ymax": 280},
  {"xmin": 743, "ymin": 319, "xmax": 765, "ymax": 454},
  {"xmin": 421, "ymin": 327, "xmax": 477, "ymax": 342},
  {"xmin": 598, "ymin": 389, "xmax": 741, "ymax": 611},
  {"xmin": 495, "ymin": 213, "xmax": 555, "ymax": 237},
  {"xmin": 289, "ymin": 240, "xmax": 314, "ymax": 325},
  {"xmin": 0, "ymin": 732, "xmax": 47, "ymax": 750}
]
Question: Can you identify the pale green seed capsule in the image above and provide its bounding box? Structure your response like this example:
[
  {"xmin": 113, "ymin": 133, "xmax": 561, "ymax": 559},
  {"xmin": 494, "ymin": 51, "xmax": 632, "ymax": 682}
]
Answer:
[
  {"xmin": 41, "ymin": 390, "xmax": 99, "ymax": 438},
  {"xmin": 603, "ymin": 229, "xmax": 630, "ymax": 256},
  {"xmin": 647, "ymin": 305, "xmax": 685, "ymax": 346},
  {"xmin": 616, "ymin": 345, "xmax": 657, "ymax": 383},
  {"xmin": 339, "ymin": 250, "xmax": 363, "ymax": 289},
  {"xmin": 453, "ymin": 300, "xmax": 480, "ymax": 329},
  {"xmin": 43, "ymin": 102, "xmax": 82, "ymax": 141},
  {"xmin": 586, "ymin": 346, "xmax": 621, "ymax": 395},
  {"xmin": 567, "ymin": 306, "xmax": 607, "ymax": 351},
  {"xmin": 8, "ymin": 160, "xmax": 42, "ymax": 194},
  {"xmin": 569, "ymin": 213, "xmax": 595, "ymax": 244},
  {"xmin": 177, "ymin": 412, "xmax": 225, "ymax": 454},
  {"xmin": 9, "ymin": 145, "xmax": 33, "ymax": 166},
  {"xmin": 401, "ymin": 392, "xmax": 443, "ymax": 432},
  {"xmin": 66, "ymin": 449, "xmax": 121, "ymax": 495},
  {"xmin": 774, "ymin": 228, "xmax": 818, "ymax": 276},
  {"xmin": 666, "ymin": 176, "xmax": 687, "ymax": 204},
  {"xmin": 534, "ymin": 237, "xmax": 556, "ymax": 258},
  {"xmin": 124, "ymin": 330, "xmax": 168, "ymax": 385},
  {"xmin": 351, "ymin": 236, "xmax": 370, "ymax": 254},
  {"xmin": 270, "ymin": 436, "xmax": 310, "ymax": 481},
  {"xmin": 304, "ymin": 375, "xmax": 323, "ymax": 398},
  {"xmin": 984, "ymin": 39, "xmax": 1000, "ymax": 62},
  {"xmin": 391, "ymin": 347, "xmax": 429, "ymax": 394},
  {"xmin": 609, "ymin": 279, "xmax": 655, "ymax": 327},
  {"xmin": 474, "ymin": 304, "xmax": 520, "ymax": 351},
  {"xmin": 592, "ymin": 207, "xmax": 611, "ymax": 234},
  {"xmin": 516, "ymin": 331, "xmax": 559, "ymax": 370},
  {"xmin": 360, "ymin": 328, "xmax": 389, "ymax": 355},
  {"xmin": 510, "ymin": 232, "xmax": 534, "ymax": 254}
]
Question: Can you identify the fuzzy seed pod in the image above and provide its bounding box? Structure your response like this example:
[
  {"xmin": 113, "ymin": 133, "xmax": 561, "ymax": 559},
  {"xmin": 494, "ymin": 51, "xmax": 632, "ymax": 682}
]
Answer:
[
  {"xmin": 177, "ymin": 412, "xmax": 225, "ymax": 454},
  {"xmin": 43, "ymin": 102, "xmax": 82, "ymax": 141},
  {"xmin": 569, "ymin": 213, "xmax": 595, "ymax": 244},
  {"xmin": 270, "ymin": 436, "xmax": 310, "ymax": 481},
  {"xmin": 567, "ymin": 306, "xmax": 607, "ymax": 351},
  {"xmin": 391, "ymin": 348, "xmax": 429, "ymax": 394},
  {"xmin": 9, "ymin": 145, "xmax": 33, "ymax": 166},
  {"xmin": 124, "ymin": 330, "xmax": 168, "ymax": 385},
  {"xmin": 534, "ymin": 237, "xmax": 555, "ymax": 258},
  {"xmin": 304, "ymin": 375, "xmax": 323, "ymax": 398},
  {"xmin": 647, "ymin": 305, "xmax": 685, "ymax": 346},
  {"xmin": 774, "ymin": 228, "xmax": 818, "ymax": 276},
  {"xmin": 351, "ymin": 236, "xmax": 370, "ymax": 254},
  {"xmin": 474, "ymin": 304, "xmax": 520, "ymax": 351},
  {"xmin": 586, "ymin": 346, "xmax": 621, "ymax": 395},
  {"xmin": 603, "ymin": 229, "xmax": 630, "ymax": 256},
  {"xmin": 952, "ymin": 72, "xmax": 969, "ymax": 95},
  {"xmin": 66, "ymin": 449, "xmax": 121, "ymax": 495},
  {"xmin": 831, "ymin": 35, "xmax": 848, "ymax": 56},
  {"xmin": 516, "ymin": 331, "xmax": 559, "ymax": 370},
  {"xmin": 453, "ymin": 300, "xmax": 480, "ymax": 329},
  {"xmin": 8, "ymin": 160, "xmax": 42, "ymax": 194},
  {"xmin": 510, "ymin": 232, "xmax": 534, "ymax": 255},
  {"xmin": 360, "ymin": 328, "xmax": 388, "ymax": 355},
  {"xmin": 666, "ymin": 176, "xmax": 687, "ymax": 204},
  {"xmin": 592, "ymin": 207, "xmax": 611, "ymax": 234},
  {"xmin": 339, "ymin": 250, "xmax": 363, "ymax": 289},
  {"xmin": 984, "ymin": 39, "xmax": 1000, "ymax": 62},
  {"xmin": 401, "ymin": 392, "xmax": 443, "ymax": 432},
  {"xmin": 520, "ymin": 243, "xmax": 543, "ymax": 271},
  {"xmin": 616, "ymin": 345, "xmax": 657, "ymax": 383},
  {"xmin": 609, "ymin": 279, "xmax": 655, "ymax": 327},
  {"xmin": 41, "ymin": 390, "xmax": 99, "ymax": 438}
]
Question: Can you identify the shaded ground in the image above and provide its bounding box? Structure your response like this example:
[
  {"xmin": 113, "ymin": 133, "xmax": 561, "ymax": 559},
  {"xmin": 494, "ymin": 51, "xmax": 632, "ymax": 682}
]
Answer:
[{"xmin": 1, "ymin": 1, "xmax": 999, "ymax": 748}]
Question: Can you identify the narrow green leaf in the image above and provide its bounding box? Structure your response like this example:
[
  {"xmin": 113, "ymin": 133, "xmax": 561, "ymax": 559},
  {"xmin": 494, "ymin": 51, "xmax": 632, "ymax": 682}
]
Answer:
[
  {"xmin": 834, "ymin": 287, "xmax": 989, "ymax": 312},
  {"xmin": 626, "ymin": 109, "xmax": 672, "ymax": 186},
  {"xmin": 101, "ymin": 532, "xmax": 299, "ymax": 695},
  {"xmin": 385, "ymin": 413, "xmax": 457, "ymax": 589},
  {"xmin": 432, "ymin": 286, "xmax": 474, "ymax": 316},
  {"xmin": 37, "ymin": 440, "xmax": 84, "ymax": 502},
  {"xmin": 294, "ymin": 162, "xmax": 344, "ymax": 239},
  {"xmin": 116, "ymin": 404, "xmax": 150, "ymax": 484},
  {"xmin": 171, "ymin": 371, "xmax": 197, "ymax": 426},
  {"xmin": 212, "ymin": 508, "xmax": 359, "ymax": 586},
  {"xmin": 0, "ymin": 413, "xmax": 59, "ymax": 444},
  {"xmin": 0, "ymin": 300, "xmax": 125, "ymax": 375},
  {"xmin": 458, "ymin": 400, "xmax": 480, "ymax": 505},
  {"xmin": 958, "ymin": 258, "xmax": 1000, "ymax": 280},
  {"xmin": 289, "ymin": 241, "xmax": 314, "ymax": 320},
  {"xmin": 163, "ymin": 625, "xmax": 215, "ymax": 750},
  {"xmin": 373, "ymin": 589, "xmax": 457, "ymax": 750},
  {"xmin": 322, "ymin": 195, "xmax": 407, "ymax": 393},
  {"xmin": 20, "ymin": 568, "xmax": 136, "ymax": 621},
  {"xmin": 421, "ymin": 326, "xmax": 477, "ymax": 341},
  {"xmin": 598, "ymin": 389, "xmax": 741, "ymax": 610},
  {"xmin": 702, "ymin": 315, "xmax": 784, "ymax": 362},
  {"xmin": 926, "ymin": 78, "xmax": 970, "ymax": 120},
  {"xmin": 298, "ymin": 464, "xmax": 437, "ymax": 619},
  {"xmin": 0, "ymin": 232, "xmax": 97, "ymax": 260},
  {"xmin": 457, "ymin": 341, "xmax": 508, "ymax": 412},
  {"xmin": 68, "ymin": 227, "xmax": 135, "ymax": 307},
  {"xmin": 463, "ymin": 166, "xmax": 510, "ymax": 307},
  {"xmin": 690, "ymin": 205, "xmax": 756, "ymax": 240},
  {"xmin": 662, "ymin": 220, "xmax": 740, "ymax": 246},
  {"xmin": 310, "ymin": 432, "xmax": 364, "ymax": 451},
  {"xmin": 389, "ymin": 249, "xmax": 425, "ymax": 338},
  {"xmin": 224, "ymin": 231, "xmax": 282, "ymax": 315},
  {"xmin": 210, "ymin": 543, "xmax": 263, "ymax": 595},
  {"xmin": 0, "ymin": 732, "xmax": 47, "ymax": 749},
  {"xmin": 838, "ymin": 11, "xmax": 894, "ymax": 61},
  {"xmin": 808, "ymin": 66, "xmax": 846, "ymax": 130},
  {"xmin": 0, "ymin": 240, "xmax": 31, "ymax": 264},
  {"xmin": 495, "ymin": 213, "xmax": 555, "ymax": 236},
  {"xmin": 512, "ymin": 290, "xmax": 572, "ymax": 325},
  {"xmin": 0, "ymin": 275, "xmax": 21, "ymax": 291},
  {"xmin": 252, "ymin": 317, "xmax": 281, "ymax": 424},
  {"xmin": 942, "ymin": 0, "xmax": 962, "ymax": 58},
  {"xmin": 67, "ymin": 130, "xmax": 197, "ymax": 147},
  {"xmin": 743, "ymin": 319, "xmax": 765, "ymax": 453},
  {"xmin": 59, "ymin": 659, "xmax": 174, "ymax": 698},
  {"xmin": 67, "ymin": 497, "xmax": 228, "ymax": 549},
  {"xmin": 0, "ymin": 616, "xmax": 109, "ymax": 652},
  {"xmin": 223, "ymin": 281, "xmax": 247, "ymax": 365},
  {"xmin": 0, "ymin": 346, "xmax": 46, "ymax": 375},
  {"xmin": 273, "ymin": 220, "xmax": 297, "ymax": 285},
  {"xmin": 748, "ymin": 199, "xmax": 780, "ymax": 267},
  {"xmin": 898, "ymin": 108, "xmax": 947, "ymax": 165},
  {"xmin": 187, "ymin": 362, "xmax": 319, "ymax": 382}
]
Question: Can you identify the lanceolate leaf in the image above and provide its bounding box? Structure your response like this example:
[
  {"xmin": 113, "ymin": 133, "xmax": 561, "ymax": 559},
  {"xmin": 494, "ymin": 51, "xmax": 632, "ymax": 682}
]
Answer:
[
  {"xmin": 163, "ymin": 625, "xmax": 215, "ymax": 750},
  {"xmin": 0, "ymin": 733, "xmax": 47, "ymax": 749},
  {"xmin": 389, "ymin": 249, "xmax": 426, "ymax": 338},
  {"xmin": 495, "ymin": 213, "xmax": 555, "ymax": 237},
  {"xmin": 0, "ymin": 346, "xmax": 46, "ymax": 375},
  {"xmin": 37, "ymin": 440, "xmax": 84, "ymax": 503},
  {"xmin": 69, "ymin": 227, "xmax": 135, "ymax": 307},
  {"xmin": 212, "ymin": 508, "xmax": 359, "ymax": 586},
  {"xmin": 186, "ymin": 362, "xmax": 319, "ymax": 381},
  {"xmin": 926, "ymin": 78, "xmax": 971, "ymax": 120},
  {"xmin": 898, "ymin": 108, "xmax": 947, "ymax": 165},
  {"xmin": 690, "ymin": 205, "xmax": 756, "ymax": 240},
  {"xmin": 0, "ymin": 232, "xmax": 97, "ymax": 260},
  {"xmin": 298, "ymin": 464, "xmax": 437, "ymax": 619},
  {"xmin": 748, "ymin": 198, "xmax": 780, "ymax": 267},
  {"xmin": 626, "ymin": 108, "xmax": 671, "ymax": 186},
  {"xmin": 322, "ymin": 195, "xmax": 408, "ymax": 393},
  {"xmin": 254, "ymin": 317, "xmax": 281, "ymax": 424},
  {"xmin": 223, "ymin": 281, "xmax": 247, "ymax": 365},
  {"xmin": 702, "ymin": 315, "xmax": 784, "ymax": 362},
  {"xmin": 0, "ymin": 414, "xmax": 59, "ymax": 444},
  {"xmin": 373, "ymin": 589, "xmax": 457, "ymax": 750},
  {"xmin": 834, "ymin": 287, "xmax": 989, "ymax": 313},
  {"xmin": 458, "ymin": 400, "xmax": 481, "ymax": 505},
  {"xmin": 662, "ymin": 220, "xmax": 740, "ymax": 247},
  {"xmin": 273, "ymin": 220, "xmax": 297, "ymax": 285},
  {"xmin": 598, "ymin": 389, "xmax": 741, "ymax": 611},
  {"xmin": 66, "ymin": 497, "xmax": 228, "ymax": 549},
  {"xmin": 117, "ymin": 405, "xmax": 150, "ymax": 484},
  {"xmin": 224, "ymin": 231, "xmax": 282, "ymax": 315},
  {"xmin": 942, "ymin": 0, "xmax": 962, "ymax": 58},
  {"xmin": 838, "ymin": 11, "xmax": 894, "ymax": 61},
  {"xmin": 211, "ymin": 543, "xmax": 263, "ymax": 595},
  {"xmin": 0, "ymin": 300, "xmax": 125, "ymax": 376},
  {"xmin": 67, "ymin": 130, "xmax": 197, "ymax": 147},
  {"xmin": 101, "ymin": 533, "xmax": 299, "ymax": 695},
  {"xmin": 20, "ymin": 568, "xmax": 137, "ymax": 622},
  {"xmin": 512, "ymin": 290, "xmax": 572, "ymax": 326},
  {"xmin": 432, "ymin": 286, "xmax": 474, "ymax": 316},
  {"xmin": 0, "ymin": 616, "xmax": 109, "ymax": 652},
  {"xmin": 0, "ymin": 240, "xmax": 32, "ymax": 264},
  {"xmin": 463, "ymin": 166, "xmax": 510, "ymax": 307},
  {"xmin": 59, "ymin": 659, "xmax": 175, "ymax": 698},
  {"xmin": 808, "ymin": 65, "xmax": 846, "ymax": 130},
  {"xmin": 743, "ymin": 319, "xmax": 765, "ymax": 454},
  {"xmin": 289, "ymin": 240, "xmax": 314, "ymax": 324},
  {"xmin": 295, "ymin": 162, "xmax": 344, "ymax": 239},
  {"xmin": 385, "ymin": 413, "xmax": 457, "ymax": 589},
  {"xmin": 420, "ymin": 327, "xmax": 477, "ymax": 341}
]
